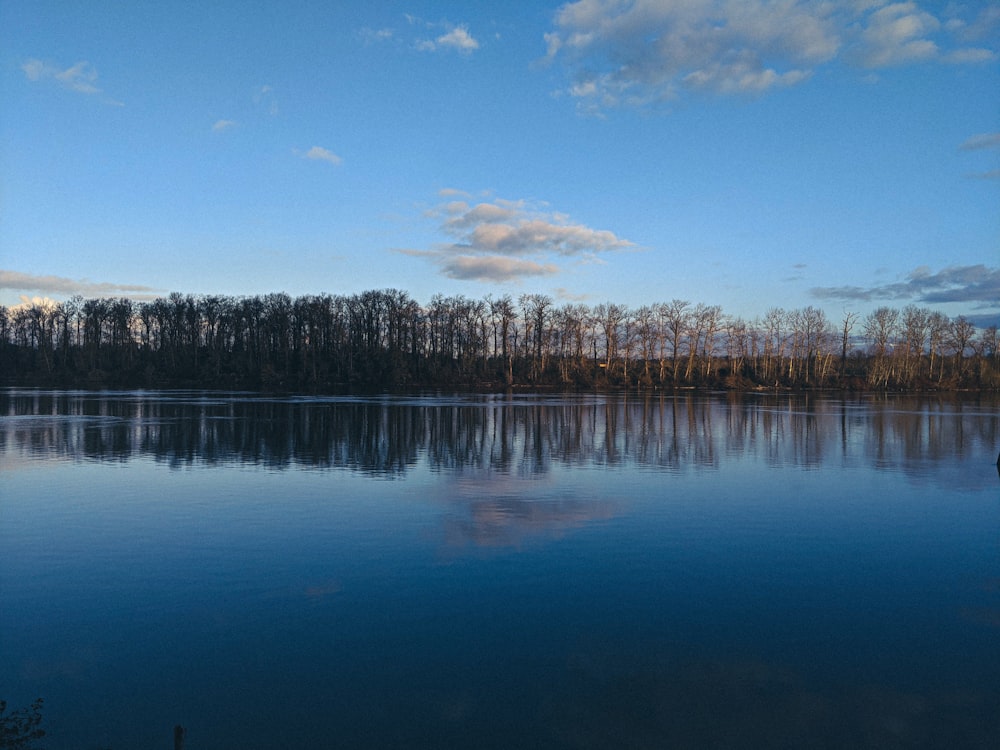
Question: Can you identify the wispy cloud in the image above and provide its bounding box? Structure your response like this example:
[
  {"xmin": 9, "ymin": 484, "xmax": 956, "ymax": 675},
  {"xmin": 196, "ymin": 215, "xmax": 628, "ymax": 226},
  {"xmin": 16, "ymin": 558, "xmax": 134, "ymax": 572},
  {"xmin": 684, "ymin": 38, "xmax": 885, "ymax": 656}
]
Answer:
[
  {"xmin": 947, "ymin": 3, "xmax": 1000, "ymax": 43},
  {"xmin": 364, "ymin": 16, "xmax": 480, "ymax": 55},
  {"xmin": 438, "ymin": 256, "xmax": 560, "ymax": 282},
  {"xmin": 357, "ymin": 27, "xmax": 394, "ymax": 45},
  {"xmin": 23, "ymin": 58, "xmax": 99, "ymax": 93},
  {"xmin": 959, "ymin": 132, "xmax": 1000, "ymax": 150},
  {"xmin": 212, "ymin": 119, "xmax": 237, "ymax": 132},
  {"xmin": 21, "ymin": 58, "xmax": 123, "ymax": 105},
  {"xmin": 253, "ymin": 84, "xmax": 278, "ymax": 116},
  {"xmin": 438, "ymin": 187, "xmax": 472, "ymax": 199},
  {"xmin": 0, "ymin": 270, "xmax": 161, "ymax": 299},
  {"xmin": 298, "ymin": 146, "xmax": 343, "ymax": 166},
  {"xmin": 543, "ymin": 1, "xmax": 997, "ymax": 112},
  {"xmin": 553, "ymin": 287, "xmax": 591, "ymax": 302},
  {"xmin": 810, "ymin": 265, "xmax": 1000, "ymax": 306},
  {"xmin": 959, "ymin": 132, "xmax": 1000, "ymax": 179},
  {"xmin": 400, "ymin": 193, "xmax": 634, "ymax": 283},
  {"xmin": 945, "ymin": 47, "xmax": 996, "ymax": 63}
]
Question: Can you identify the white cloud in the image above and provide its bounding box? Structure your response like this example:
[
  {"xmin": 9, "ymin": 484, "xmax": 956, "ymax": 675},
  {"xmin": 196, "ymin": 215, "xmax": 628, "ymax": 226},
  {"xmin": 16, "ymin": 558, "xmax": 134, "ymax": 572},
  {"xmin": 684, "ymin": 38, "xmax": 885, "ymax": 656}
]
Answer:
[
  {"xmin": 544, "ymin": 1, "xmax": 998, "ymax": 111},
  {"xmin": 444, "ymin": 201, "xmax": 519, "ymax": 228},
  {"xmin": 21, "ymin": 59, "xmax": 47, "ymax": 81},
  {"xmin": 0, "ymin": 270, "xmax": 160, "ymax": 299},
  {"xmin": 683, "ymin": 58, "xmax": 811, "ymax": 94},
  {"xmin": 301, "ymin": 146, "xmax": 343, "ymax": 166},
  {"xmin": 54, "ymin": 61, "xmax": 102, "ymax": 94},
  {"xmin": 398, "ymin": 15, "xmax": 480, "ymax": 55},
  {"xmin": 404, "ymin": 194, "xmax": 635, "ymax": 283},
  {"xmin": 855, "ymin": 2, "xmax": 940, "ymax": 67},
  {"xmin": 21, "ymin": 58, "xmax": 122, "ymax": 104},
  {"xmin": 212, "ymin": 119, "xmax": 237, "ymax": 132},
  {"xmin": 464, "ymin": 218, "xmax": 630, "ymax": 257},
  {"xmin": 435, "ymin": 25, "xmax": 479, "ymax": 53},
  {"xmin": 8, "ymin": 296, "xmax": 60, "ymax": 313},
  {"xmin": 436, "ymin": 198, "xmax": 633, "ymax": 257},
  {"xmin": 545, "ymin": 0, "xmax": 842, "ymax": 106}
]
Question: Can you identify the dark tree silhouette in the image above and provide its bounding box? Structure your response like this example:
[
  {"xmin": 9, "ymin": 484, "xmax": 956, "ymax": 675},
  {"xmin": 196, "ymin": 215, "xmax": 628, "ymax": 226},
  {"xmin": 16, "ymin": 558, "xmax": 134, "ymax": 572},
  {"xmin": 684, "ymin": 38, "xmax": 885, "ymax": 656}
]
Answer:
[{"xmin": 1, "ymin": 288, "xmax": 996, "ymax": 391}]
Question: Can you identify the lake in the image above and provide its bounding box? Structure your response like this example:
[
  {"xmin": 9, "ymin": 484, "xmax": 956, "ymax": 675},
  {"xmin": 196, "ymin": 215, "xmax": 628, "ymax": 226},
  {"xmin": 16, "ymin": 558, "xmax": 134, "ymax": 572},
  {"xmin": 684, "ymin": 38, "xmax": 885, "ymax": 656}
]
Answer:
[{"xmin": 1, "ymin": 389, "xmax": 999, "ymax": 748}]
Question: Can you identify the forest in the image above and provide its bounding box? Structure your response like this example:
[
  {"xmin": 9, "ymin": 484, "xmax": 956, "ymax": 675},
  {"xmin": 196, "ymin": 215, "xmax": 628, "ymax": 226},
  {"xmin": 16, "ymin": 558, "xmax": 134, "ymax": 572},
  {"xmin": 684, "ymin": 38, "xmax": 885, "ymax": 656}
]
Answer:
[{"xmin": 1, "ymin": 289, "xmax": 997, "ymax": 391}]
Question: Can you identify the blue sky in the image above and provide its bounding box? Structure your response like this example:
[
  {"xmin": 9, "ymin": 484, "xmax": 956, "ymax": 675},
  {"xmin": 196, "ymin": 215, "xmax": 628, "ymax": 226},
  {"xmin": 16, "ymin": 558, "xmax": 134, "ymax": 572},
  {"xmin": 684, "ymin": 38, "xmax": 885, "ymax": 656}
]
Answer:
[{"xmin": 2, "ymin": 1, "xmax": 998, "ymax": 326}]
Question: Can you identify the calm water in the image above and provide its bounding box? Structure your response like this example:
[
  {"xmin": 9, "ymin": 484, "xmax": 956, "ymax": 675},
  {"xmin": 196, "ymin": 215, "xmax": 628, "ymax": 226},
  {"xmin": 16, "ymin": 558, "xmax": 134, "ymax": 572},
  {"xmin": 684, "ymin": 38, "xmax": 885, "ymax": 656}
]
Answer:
[{"xmin": 1, "ymin": 389, "xmax": 999, "ymax": 749}]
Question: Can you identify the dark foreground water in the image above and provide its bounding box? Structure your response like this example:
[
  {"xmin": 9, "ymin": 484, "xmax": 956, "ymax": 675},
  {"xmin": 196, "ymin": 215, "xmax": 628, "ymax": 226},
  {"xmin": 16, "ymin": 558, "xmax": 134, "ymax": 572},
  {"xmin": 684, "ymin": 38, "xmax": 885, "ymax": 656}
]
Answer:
[{"xmin": 1, "ymin": 389, "xmax": 999, "ymax": 749}]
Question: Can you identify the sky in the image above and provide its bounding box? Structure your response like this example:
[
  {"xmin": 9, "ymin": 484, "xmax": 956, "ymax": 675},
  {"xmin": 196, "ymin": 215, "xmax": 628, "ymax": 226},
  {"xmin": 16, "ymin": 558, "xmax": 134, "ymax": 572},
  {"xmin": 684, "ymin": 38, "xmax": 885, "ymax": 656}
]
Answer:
[{"xmin": 1, "ymin": 0, "xmax": 998, "ymax": 327}]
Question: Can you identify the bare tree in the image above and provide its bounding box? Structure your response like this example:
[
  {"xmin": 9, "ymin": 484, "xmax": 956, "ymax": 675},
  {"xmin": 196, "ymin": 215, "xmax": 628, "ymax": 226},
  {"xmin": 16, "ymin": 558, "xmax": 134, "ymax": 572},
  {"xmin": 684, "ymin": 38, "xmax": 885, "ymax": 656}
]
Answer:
[
  {"xmin": 864, "ymin": 306, "xmax": 899, "ymax": 388},
  {"xmin": 658, "ymin": 299, "xmax": 689, "ymax": 383},
  {"xmin": 594, "ymin": 302, "xmax": 627, "ymax": 379},
  {"xmin": 948, "ymin": 315, "xmax": 976, "ymax": 378},
  {"xmin": 519, "ymin": 294, "xmax": 553, "ymax": 382},
  {"xmin": 683, "ymin": 303, "xmax": 708, "ymax": 381},
  {"xmin": 899, "ymin": 305, "xmax": 931, "ymax": 385},
  {"xmin": 762, "ymin": 308, "xmax": 786, "ymax": 385},
  {"xmin": 839, "ymin": 310, "xmax": 859, "ymax": 378},
  {"xmin": 799, "ymin": 306, "xmax": 829, "ymax": 385},
  {"xmin": 489, "ymin": 295, "xmax": 517, "ymax": 385},
  {"xmin": 725, "ymin": 316, "xmax": 750, "ymax": 383},
  {"xmin": 975, "ymin": 325, "xmax": 999, "ymax": 386},
  {"xmin": 700, "ymin": 305, "xmax": 723, "ymax": 379}
]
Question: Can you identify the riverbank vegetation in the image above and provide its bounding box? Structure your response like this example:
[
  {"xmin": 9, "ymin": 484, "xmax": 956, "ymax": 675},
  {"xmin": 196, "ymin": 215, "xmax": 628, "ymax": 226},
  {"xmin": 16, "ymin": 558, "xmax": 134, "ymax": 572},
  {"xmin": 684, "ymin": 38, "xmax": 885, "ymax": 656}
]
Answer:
[{"xmin": 2, "ymin": 290, "xmax": 997, "ymax": 391}]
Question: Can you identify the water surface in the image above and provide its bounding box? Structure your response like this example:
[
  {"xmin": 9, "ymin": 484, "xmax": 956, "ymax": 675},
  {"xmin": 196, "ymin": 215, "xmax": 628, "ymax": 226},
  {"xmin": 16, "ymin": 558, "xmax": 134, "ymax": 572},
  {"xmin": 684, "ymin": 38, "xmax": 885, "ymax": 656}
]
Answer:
[{"xmin": 2, "ymin": 390, "xmax": 999, "ymax": 748}]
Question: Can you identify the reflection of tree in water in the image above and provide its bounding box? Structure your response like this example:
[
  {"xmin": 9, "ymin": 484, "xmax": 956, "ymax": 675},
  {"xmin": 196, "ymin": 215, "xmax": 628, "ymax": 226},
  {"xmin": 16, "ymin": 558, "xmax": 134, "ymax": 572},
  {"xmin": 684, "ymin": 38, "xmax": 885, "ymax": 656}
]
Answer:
[{"xmin": 1, "ymin": 391, "xmax": 997, "ymax": 486}]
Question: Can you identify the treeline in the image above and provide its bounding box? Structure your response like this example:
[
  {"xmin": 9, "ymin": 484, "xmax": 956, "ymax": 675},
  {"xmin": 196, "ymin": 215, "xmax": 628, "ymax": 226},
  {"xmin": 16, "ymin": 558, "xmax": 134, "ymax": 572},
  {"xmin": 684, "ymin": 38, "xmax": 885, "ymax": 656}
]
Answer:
[{"xmin": 1, "ymin": 290, "xmax": 997, "ymax": 390}]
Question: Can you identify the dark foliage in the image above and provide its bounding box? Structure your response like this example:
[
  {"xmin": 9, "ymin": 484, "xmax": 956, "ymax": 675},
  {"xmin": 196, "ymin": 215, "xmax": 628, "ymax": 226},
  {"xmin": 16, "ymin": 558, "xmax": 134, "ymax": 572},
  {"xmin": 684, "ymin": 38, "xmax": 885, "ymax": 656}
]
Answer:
[{"xmin": 2, "ymin": 291, "xmax": 997, "ymax": 391}]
